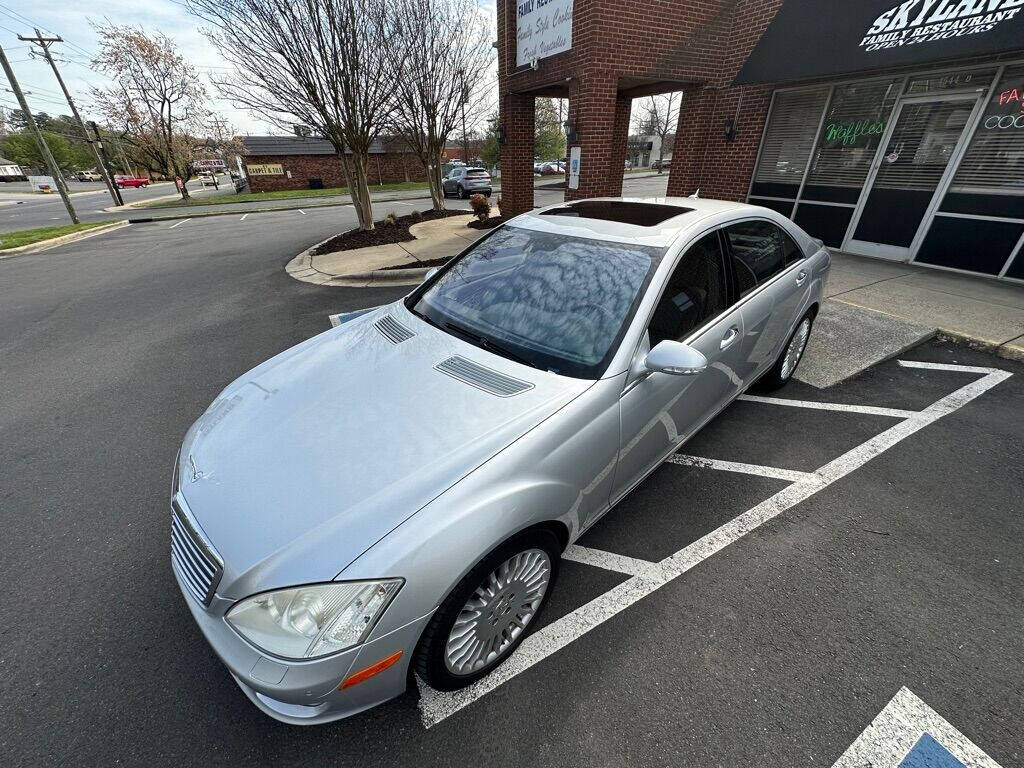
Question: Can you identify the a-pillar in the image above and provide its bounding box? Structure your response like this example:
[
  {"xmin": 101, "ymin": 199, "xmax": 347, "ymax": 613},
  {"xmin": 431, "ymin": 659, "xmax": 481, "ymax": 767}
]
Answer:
[
  {"xmin": 666, "ymin": 84, "xmax": 717, "ymax": 198},
  {"xmin": 565, "ymin": 71, "xmax": 631, "ymax": 201},
  {"xmin": 498, "ymin": 92, "xmax": 535, "ymax": 216}
]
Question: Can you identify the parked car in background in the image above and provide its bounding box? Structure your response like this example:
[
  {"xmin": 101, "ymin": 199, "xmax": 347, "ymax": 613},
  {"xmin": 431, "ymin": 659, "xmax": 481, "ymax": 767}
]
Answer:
[
  {"xmin": 114, "ymin": 175, "xmax": 150, "ymax": 189},
  {"xmin": 231, "ymin": 174, "xmax": 247, "ymax": 193},
  {"xmin": 537, "ymin": 162, "xmax": 565, "ymax": 176},
  {"xmin": 442, "ymin": 166, "xmax": 491, "ymax": 198},
  {"xmin": 624, "ymin": 159, "xmax": 633, "ymax": 169},
  {"xmin": 198, "ymin": 173, "xmax": 219, "ymax": 188},
  {"xmin": 75, "ymin": 170, "xmax": 103, "ymax": 182},
  {"xmin": 651, "ymin": 159, "xmax": 672, "ymax": 171},
  {"xmin": 171, "ymin": 196, "xmax": 828, "ymax": 725}
]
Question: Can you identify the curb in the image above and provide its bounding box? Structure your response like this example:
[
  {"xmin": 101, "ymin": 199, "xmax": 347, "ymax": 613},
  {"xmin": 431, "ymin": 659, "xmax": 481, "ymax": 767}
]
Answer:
[
  {"xmin": 0, "ymin": 220, "xmax": 129, "ymax": 259},
  {"xmin": 128, "ymin": 190, "xmax": 458, "ymax": 219},
  {"xmin": 285, "ymin": 234, "xmax": 438, "ymax": 289},
  {"xmin": 936, "ymin": 330, "xmax": 1024, "ymax": 363}
]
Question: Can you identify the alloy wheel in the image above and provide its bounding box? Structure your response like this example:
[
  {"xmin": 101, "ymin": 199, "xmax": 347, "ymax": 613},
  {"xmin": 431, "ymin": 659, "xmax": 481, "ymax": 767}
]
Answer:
[
  {"xmin": 781, "ymin": 318, "xmax": 811, "ymax": 380},
  {"xmin": 444, "ymin": 548, "xmax": 551, "ymax": 676}
]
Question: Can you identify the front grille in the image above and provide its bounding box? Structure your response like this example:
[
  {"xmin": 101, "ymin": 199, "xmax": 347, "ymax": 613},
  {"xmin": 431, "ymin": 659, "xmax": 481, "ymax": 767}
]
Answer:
[{"xmin": 171, "ymin": 500, "xmax": 223, "ymax": 606}]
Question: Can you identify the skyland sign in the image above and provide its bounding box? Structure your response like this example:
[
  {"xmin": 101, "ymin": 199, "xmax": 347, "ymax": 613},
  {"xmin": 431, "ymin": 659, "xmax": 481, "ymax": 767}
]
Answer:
[
  {"xmin": 860, "ymin": 0, "xmax": 1024, "ymax": 52},
  {"xmin": 516, "ymin": 0, "xmax": 573, "ymax": 68},
  {"xmin": 734, "ymin": 0, "xmax": 1024, "ymax": 84}
]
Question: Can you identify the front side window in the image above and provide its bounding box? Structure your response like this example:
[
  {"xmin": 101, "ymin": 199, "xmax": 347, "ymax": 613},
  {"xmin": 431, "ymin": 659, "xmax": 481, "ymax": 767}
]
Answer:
[
  {"xmin": 648, "ymin": 232, "xmax": 728, "ymax": 347},
  {"xmin": 725, "ymin": 220, "xmax": 787, "ymax": 295},
  {"xmin": 409, "ymin": 226, "xmax": 663, "ymax": 378}
]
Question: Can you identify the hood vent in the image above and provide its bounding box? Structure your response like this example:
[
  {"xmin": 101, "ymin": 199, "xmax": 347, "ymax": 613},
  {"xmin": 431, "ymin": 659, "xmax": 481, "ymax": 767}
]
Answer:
[
  {"xmin": 435, "ymin": 356, "xmax": 534, "ymax": 397},
  {"xmin": 374, "ymin": 314, "xmax": 415, "ymax": 344}
]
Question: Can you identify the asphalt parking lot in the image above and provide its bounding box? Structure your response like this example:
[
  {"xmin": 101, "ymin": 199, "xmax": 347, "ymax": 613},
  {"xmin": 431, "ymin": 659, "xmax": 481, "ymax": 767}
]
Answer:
[{"xmin": 1, "ymin": 208, "xmax": 1022, "ymax": 767}]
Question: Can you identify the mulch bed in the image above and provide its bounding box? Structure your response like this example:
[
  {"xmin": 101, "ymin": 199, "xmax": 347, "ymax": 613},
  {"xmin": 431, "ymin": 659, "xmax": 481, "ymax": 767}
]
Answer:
[
  {"xmin": 468, "ymin": 215, "xmax": 506, "ymax": 230},
  {"xmin": 311, "ymin": 208, "xmax": 468, "ymax": 256}
]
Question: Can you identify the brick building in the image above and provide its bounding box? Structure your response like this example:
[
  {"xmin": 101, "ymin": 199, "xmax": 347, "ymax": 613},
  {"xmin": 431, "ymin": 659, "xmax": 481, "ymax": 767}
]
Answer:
[
  {"xmin": 500, "ymin": 0, "xmax": 1024, "ymax": 281},
  {"xmin": 240, "ymin": 136, "xmax": 425, "ymax": 193}
]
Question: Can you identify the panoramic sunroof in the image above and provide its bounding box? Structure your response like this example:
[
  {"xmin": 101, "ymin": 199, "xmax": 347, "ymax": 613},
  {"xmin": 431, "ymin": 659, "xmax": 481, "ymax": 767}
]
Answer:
[{"xmin": 540, "ymin": 200, "xmax": 691, "ymax": 226}]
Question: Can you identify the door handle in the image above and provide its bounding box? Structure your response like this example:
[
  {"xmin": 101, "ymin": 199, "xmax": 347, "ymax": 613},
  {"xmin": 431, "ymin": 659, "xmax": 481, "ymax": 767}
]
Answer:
[
  {"xmin": 795, "ymin": 269, "xmax": 808, "ymax": 286},
  {"xmin": 720, "ymin": 326, "xmax": 739, "ymax": 350}
]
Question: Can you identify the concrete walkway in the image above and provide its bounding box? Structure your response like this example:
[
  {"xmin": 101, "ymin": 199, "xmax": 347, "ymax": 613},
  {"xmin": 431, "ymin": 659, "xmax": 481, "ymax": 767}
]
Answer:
[
  {"xmin": 287, "ymin": 213, "xmax": 487, "ymax": 287},
  {"xmin": 826, "ymin": 251, "xmax": 1024, "ymax": 360}
]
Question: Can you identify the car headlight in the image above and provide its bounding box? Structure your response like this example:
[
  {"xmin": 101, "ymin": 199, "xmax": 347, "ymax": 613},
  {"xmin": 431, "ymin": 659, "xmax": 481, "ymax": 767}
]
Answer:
[{"xmin": 226, "ymin": 580, "xmax": 403, "ymax": 660}]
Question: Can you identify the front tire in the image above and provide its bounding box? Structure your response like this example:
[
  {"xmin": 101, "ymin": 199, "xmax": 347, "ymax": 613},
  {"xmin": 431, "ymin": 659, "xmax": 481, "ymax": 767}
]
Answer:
[
  {"xmin": 458, "ymin": 184, "xmax": 467, "ymax": 199},
  {"xmin": 414, "ymin": 529, "xmax": 560, "ymax": 690},
  {"xmin": 756, "ymin": 311, "xmax": 814, "ymax": 391}
]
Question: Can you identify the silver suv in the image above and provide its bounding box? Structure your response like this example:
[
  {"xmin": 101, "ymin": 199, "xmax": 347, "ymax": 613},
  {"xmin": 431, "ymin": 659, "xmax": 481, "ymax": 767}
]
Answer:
[{"xmin": 442, "ymin": 166, "xmax": 492, "ymax": 198}]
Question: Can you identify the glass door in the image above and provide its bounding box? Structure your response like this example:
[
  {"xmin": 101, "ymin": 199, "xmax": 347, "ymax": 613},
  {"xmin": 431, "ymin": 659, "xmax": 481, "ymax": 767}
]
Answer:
[{"xmin": 845, "ymin": 94, "xmax": 981, "ymax": 261}]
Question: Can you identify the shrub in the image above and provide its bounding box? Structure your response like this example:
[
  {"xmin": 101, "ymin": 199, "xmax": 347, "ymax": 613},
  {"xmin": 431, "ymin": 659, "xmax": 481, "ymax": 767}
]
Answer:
[
  {"xmin": 495, "ymin": 195, "xmax": 503, "ymax": 218},
  {"xmin": 409, "ymin": 209, "xmax": 423, "ymax": 222},
  {"xmin": 469, "ymin": 193, "xmax": 491, "ymax": 222},
  {"xmin": 382, "ymin": 211, "xmax": 398, "ymax": 227}
]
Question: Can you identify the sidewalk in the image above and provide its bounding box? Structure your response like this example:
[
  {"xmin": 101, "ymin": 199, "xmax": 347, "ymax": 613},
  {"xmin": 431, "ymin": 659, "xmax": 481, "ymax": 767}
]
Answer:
[{"xmin": 826, "ymin": 251, "xmax": 1024, "ymax": 359}]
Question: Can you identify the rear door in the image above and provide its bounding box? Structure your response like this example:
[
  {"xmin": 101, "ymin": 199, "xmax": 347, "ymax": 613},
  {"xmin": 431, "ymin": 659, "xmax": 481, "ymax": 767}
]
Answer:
[
  {"xmin": 723, "ymin": 220, "xmax": 809, "ymax": 385},
  {"xmin": 612, "ymin": 230, "xmax": 744, "ymax": 501}
]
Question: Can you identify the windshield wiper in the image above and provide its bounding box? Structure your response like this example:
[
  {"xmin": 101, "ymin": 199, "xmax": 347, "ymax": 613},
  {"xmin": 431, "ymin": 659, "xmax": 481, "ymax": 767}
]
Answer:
[{"xmin": 440, "ymin": 320, "xmax": 542, "ymax": 371}]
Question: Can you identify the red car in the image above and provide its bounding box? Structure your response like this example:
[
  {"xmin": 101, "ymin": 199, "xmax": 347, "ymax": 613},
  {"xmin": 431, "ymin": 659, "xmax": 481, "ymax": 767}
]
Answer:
[{"xmin": 114, "ymin": 176, "xmax": 150, "ymax": 188}]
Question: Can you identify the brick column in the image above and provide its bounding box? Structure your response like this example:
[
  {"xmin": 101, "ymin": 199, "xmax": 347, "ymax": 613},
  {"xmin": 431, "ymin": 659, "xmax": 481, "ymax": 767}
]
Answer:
[
  {"xmin": 666, "ymin": 84, "xmax": 717, "ymax": 198},
  {"xmin": 499, "ymin": 92, "xmax": 535, "ymax": 216},
  {"xmin": 565, "ymin": 71, "xmax": 629, "ymax": 201}
]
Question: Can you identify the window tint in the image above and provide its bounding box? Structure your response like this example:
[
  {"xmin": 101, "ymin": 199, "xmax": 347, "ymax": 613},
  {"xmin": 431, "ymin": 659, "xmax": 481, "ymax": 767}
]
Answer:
[
  {"xmin": 465, "ymin": 169, "xmax": 488, "ymax": 178},
  {"xmin": 725, "ymin": 220, "xmax": 787, "ymax": 295},
  {"xmin": 648, "ymin": 232, "xmax": 728, "ymax": 347}
]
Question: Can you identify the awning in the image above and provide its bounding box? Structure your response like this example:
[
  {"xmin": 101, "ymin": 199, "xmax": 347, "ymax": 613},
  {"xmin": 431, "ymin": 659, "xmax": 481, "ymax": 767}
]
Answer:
[{"xmin": 734, "ymin": 0, "xmax": 1024, "ymax": 85}]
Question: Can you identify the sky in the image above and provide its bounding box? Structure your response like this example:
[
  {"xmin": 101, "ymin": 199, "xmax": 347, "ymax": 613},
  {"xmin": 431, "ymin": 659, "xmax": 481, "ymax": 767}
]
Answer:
[{"xmin": 0, "ymin": 0, "xmax": 498, "ymax": 137}]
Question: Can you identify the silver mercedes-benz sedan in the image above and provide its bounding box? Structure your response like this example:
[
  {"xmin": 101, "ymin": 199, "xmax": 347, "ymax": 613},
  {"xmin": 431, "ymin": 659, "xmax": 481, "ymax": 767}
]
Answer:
[{"xmin": 171, "ymin": 197, "xmax": 828, "ymax": 724}]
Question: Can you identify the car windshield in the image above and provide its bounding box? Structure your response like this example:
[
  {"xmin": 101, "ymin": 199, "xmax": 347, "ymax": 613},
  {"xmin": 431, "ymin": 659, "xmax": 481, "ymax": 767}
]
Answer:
[
  {"xmin": 465, "ymin": 169, "xmax": 488, "ymax": 178},
  {"xmin": 408, "ymin": 226, "xmax": 663, "ymax": 378}
]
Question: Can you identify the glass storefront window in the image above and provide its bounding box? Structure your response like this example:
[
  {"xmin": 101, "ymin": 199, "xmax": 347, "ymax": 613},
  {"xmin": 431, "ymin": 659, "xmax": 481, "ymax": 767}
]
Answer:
[
  {"xmin": 802, "ymin": 79, "xmax": 901, "ymax": 204},
  {"xmin": 749, "ymin": 88, "xmax": 829, "ymax": 202},
  {"xmin": 905, "ymin": 68, "xmax": 995, "ymax": 95},
  {"xmin": 947, "ymin": 66, "xmax": 1024, "ymax": 201}
]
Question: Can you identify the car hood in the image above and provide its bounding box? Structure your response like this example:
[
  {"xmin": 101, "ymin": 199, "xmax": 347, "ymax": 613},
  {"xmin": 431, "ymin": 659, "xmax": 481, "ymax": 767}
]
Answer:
[{"xmin": 178, "ymin": 303, "xmax": 590, "ymax": 598}]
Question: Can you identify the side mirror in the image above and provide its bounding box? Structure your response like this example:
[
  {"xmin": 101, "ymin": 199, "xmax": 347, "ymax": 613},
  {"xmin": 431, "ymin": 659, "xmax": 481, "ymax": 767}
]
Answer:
[
  {"xmin": 644, "ymin": 340, "xmax": 708, "ymax": 376},
  {"xmin": 424, "ymin": 267, "xmax": 440, "ymax": 282}
]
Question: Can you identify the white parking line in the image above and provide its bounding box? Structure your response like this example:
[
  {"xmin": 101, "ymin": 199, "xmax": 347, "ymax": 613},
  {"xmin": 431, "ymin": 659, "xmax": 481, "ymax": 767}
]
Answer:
[
  {"xmin": 899, "ymin": 359, "xmax": 998, "ymax": 375},
  {"xmin": 168, "ymin": 218, "xmax": 191, "ymax": 229},
  {"xmin": 665, "ymin": 454, "xmax": 815, "ymax": 483},
  {"xmin": 832, "ymin": 687, "xmax": 1003, "ymax": 768},
  {"xmin": 563, "ymin": 545, "xmax": 666, "ymax": 580},
  {"xmin": 417, "ymin": 362, "xmax": 1012, "ymax": 728},
  {"xmin": 240, "ymin": 213, "xmax": 249, "ymax": 221},
  {"xmin": 298, "ymin": 209, "xmax": 306, "ymax": 215},
  {"xmin": 738, "ymin": 394, "xmax": 917, "ymax": 420}
]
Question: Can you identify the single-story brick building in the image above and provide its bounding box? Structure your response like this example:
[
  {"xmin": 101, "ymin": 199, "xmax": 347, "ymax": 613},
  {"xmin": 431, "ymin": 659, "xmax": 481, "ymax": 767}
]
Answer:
[
  {"xmin": 240, "ymin": 136, "xmax": 425, "ymax": 193},
  {"xmin": 499, "ymin": 0, "xmax": 1024, "ymax": 281}
]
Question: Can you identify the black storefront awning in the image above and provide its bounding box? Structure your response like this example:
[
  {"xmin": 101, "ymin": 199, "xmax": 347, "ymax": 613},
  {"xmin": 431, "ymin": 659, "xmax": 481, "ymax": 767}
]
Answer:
[{"xmin": 735, "ymin": 0, "xmax": 1024, "ymax": 85}]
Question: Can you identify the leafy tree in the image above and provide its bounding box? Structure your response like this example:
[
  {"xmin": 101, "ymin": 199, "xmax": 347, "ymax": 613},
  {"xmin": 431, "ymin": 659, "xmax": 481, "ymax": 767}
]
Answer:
[
  {"xmin": 480, "ymin": 113, "xmax": 501, "ymax": 168},
  {"xmin": 535, "ymin": 98, "xmax": 565, "ymax": 161},
  {"xmin": 2, "ymin": 131, "xmax": 74, "ymax": 172}
]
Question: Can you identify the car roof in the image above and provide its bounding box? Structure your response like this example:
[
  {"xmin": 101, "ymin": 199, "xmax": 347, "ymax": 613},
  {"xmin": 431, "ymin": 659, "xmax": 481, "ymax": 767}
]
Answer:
[{"xmin": 510, "ymin": 197, "xmax": 766, "ymax": 248}]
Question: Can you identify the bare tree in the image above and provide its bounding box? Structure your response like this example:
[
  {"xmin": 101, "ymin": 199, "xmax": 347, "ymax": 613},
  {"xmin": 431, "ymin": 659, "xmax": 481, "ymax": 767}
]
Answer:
[
  {"xmin": 634, "ymin": 92, "xmax": 681, "ymax": 173},
  {"xmin": 388, "ymin": 0, "xmax": 493, "ymax": 210},
  {"xmin": 187, "ymin": 0, "xmax": 392, "ymax": 230},
  {"xmin": 89, "ymin": 24, "xmax": 238, "ymax": 199}
]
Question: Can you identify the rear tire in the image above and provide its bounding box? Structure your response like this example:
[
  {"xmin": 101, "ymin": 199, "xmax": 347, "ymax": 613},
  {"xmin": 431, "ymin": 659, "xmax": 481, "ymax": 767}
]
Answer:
[
  {"xmin": 414, "ymin": 529, "xmax": 560, "ymax": 690},
  {"xmin": 756, "ymin": 311, "xmax": 814, "ymax": 392}
]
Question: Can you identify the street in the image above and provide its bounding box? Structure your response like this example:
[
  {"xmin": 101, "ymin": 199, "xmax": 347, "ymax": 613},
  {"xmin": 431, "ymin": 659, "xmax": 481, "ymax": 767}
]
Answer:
[{"xmin": 1, "ymin": 193, "xmax": 1022, "ymax": 767}]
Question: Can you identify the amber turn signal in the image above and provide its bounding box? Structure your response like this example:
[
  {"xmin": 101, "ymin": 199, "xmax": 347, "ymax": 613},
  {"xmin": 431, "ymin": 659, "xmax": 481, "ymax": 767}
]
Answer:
[{"xmin": 339, "ymin": 650, "xmax": 404, "ymax": 690}]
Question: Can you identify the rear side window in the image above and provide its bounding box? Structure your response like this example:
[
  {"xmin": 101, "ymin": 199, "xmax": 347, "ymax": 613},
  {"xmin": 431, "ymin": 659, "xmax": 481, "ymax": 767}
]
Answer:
[
  {"xmin": 725, "ymin": 220, "xmax": 787, "ymax": 296},
  {"xmin": 648, "ymin": 232, "xmax": 728, "ymax": 346}
]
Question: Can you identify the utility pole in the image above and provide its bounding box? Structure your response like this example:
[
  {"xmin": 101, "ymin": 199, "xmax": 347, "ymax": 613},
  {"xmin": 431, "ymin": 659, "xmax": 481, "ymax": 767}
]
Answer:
[
  {"xmin": 21, "ymin": 29, "xmax": 122, "ymax": 207},
  {"xmin": 460, "ymin": 76, "xmax": 470, "ymax": 165},
  {"xmin": 0, "ymin": 41, "xmax": 79, "ymax": 224},
  {"xmin": 87, "ymin": 121, "xmax": 124, "ymax": 207}
]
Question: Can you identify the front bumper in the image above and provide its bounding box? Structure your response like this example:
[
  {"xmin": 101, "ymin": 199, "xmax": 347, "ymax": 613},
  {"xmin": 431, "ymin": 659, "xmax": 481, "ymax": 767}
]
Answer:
[{"xmin": 172, "ymin": 559, "xmax": 433, "ymax": 725}]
